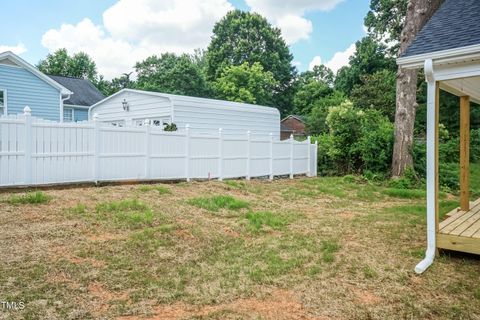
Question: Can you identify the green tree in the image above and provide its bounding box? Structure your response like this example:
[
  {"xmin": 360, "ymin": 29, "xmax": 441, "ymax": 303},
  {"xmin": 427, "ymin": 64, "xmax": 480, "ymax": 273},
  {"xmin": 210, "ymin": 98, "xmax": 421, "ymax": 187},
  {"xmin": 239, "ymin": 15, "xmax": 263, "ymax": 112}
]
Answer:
[
  {"xmin": 135, "ymin": 53, "xmax": 208, "ymax": 97},
  {"xmin": 206, "ymin": 10, "xmax": 295, "ymax": 114},
  {"xmin": 306, "ymin": 91, "xmax": 346, "ymax": 134},
  {"xmin": 351, "ymin": 69, "xmax": 397, "ymax": 120},
  {"xmin": 364, "ymin": 0, "xmax": 408, "ymax": 53},
  {"xmin": 212, "ymin": 62, "xmax": 278, "ymax": 105},
  {"xmin": 334, "ymin": 36, "xmax": 395, "ymax": 94},
  {"xmin": 38, "ymin": 49, "xmax": 97, "ymax": 81},
  {"xmin": 293, "ymin": 78, "xmax": 333, "ymax": 115},
  {"xmin": 94, "ymin": 73, "xmax": 136, "ymax": 97}
]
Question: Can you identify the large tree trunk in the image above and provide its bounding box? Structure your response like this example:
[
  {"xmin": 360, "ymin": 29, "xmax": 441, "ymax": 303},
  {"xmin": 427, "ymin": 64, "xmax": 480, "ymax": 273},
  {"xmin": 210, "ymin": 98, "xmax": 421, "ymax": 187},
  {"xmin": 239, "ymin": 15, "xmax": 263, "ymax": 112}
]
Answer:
[{"xmin": 392, "ymin": 0, "xmax": 443, "ymax": 177}]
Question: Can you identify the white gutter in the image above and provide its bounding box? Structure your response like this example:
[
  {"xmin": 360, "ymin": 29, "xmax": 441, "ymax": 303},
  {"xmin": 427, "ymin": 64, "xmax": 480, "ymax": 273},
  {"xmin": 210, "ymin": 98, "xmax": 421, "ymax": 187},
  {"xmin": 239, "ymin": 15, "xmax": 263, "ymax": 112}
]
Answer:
[
  {"xmin": 397, "ymin": 44, "xmax": 480, "ymax": 69},
  {"xmin": 415, "ymin": 59, "xmax": 436, "ymax": 274}
]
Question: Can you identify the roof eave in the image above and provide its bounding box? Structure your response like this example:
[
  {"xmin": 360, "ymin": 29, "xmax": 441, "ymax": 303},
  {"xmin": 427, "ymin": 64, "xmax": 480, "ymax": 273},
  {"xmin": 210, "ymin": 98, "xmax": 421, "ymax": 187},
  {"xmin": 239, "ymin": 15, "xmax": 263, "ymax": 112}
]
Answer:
[
  {"xmin": 0, "ymin": 51, "xmax": 73, "ymax": 95},
  {"xmin": 397, "ymin": 44, "xmax": 480, "ymax": 69}
]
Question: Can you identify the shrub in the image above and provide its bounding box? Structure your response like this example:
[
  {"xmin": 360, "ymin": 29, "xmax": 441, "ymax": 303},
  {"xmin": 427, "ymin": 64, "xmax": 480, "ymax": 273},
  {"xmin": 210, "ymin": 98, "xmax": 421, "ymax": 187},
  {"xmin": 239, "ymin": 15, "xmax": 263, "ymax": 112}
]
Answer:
[
  {"xmin": 7, "ymin": 191, "xmax": 51, "ymax": 205},
  {"xmin": 312, "ymin": 101, "xmax": 394, "ymax": 176}
]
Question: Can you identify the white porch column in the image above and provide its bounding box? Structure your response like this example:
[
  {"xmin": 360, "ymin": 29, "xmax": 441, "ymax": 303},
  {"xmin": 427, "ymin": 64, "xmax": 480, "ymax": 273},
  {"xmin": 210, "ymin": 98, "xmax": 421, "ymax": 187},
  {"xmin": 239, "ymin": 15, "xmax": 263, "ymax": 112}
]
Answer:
[{"xmin": 416, "ymin": 59, "xmax": 438, "ymax": 274}]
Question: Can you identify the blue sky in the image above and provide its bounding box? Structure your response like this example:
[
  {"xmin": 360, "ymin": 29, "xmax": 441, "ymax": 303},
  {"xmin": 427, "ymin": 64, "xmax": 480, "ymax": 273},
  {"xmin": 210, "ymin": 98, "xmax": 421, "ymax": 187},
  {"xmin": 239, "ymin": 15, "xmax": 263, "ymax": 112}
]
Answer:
[{"xmin": 0, "ymin": 0, "xmax": 370, "ymax": 79}]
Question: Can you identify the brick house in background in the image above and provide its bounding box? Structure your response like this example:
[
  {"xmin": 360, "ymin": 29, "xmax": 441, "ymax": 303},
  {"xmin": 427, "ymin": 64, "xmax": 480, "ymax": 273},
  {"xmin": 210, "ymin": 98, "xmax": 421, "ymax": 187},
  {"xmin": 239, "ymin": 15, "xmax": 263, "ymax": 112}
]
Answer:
[{"xmin": 281, "ymin": 115, "xmax": 307, "ymax": 140}]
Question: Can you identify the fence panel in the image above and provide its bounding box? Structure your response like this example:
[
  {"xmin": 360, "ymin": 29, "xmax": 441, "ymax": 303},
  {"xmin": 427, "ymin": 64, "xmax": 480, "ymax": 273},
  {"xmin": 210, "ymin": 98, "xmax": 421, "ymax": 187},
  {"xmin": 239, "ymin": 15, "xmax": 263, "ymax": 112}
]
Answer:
[{"xmin": 0, "ymin": 111, "xmax": 317, "ymax": 187}]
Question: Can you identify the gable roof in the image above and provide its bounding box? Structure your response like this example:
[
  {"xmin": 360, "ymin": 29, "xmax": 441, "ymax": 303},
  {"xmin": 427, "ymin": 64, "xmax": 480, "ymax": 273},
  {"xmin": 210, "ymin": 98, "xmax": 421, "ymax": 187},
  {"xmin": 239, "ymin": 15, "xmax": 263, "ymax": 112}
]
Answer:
[
  {"xmin": 281, "ymin": 115, "xmax": 306, "ymax": 123},
  {"xmin": 401, "ymin": 0, "xmax": 480, "ymax": 59},
  {"xmin": 48, "ymin": 75, "xmax": 105, "ymax": 107},
  {"xmin": 0, "ymin": 51, "xmax": 72, "ymax": 95}
]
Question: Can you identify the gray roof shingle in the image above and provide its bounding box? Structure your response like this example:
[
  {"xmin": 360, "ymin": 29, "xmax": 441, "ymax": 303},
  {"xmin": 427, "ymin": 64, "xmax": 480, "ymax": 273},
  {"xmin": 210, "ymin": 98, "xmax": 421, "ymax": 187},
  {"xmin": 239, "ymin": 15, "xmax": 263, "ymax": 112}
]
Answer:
[
  {"xmin": 402, "ymin": 0, "xmax": 480, "ymax": 58},
  {"xmin": 48, "ymin": 75, "xmax": 105, "ymax": 107}
]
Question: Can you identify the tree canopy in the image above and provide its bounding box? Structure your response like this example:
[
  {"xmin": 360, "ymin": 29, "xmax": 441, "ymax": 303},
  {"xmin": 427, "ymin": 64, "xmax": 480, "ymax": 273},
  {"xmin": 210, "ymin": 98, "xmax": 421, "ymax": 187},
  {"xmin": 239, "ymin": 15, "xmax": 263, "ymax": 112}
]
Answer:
[
  {"xmin": 135, "ymin": 53, "xmax": 208, "ymax": 97},
  {"xmin": 364, "ymin": 0, "xmax": 408, "ymax": 53},
  {"xmin": 212, "ymin": 62, "xmax": 278, "ymax": 105},
  {"xmin": 205, "ymin": 10, "xmax": 295, "ymax": 113},
  {"xmin": 37, "ymin": 49, "xmax": 97, "ymax": 81},
  {"xmin": 334, "ymin": 36, "xmax": 396, "ymax": 95}
]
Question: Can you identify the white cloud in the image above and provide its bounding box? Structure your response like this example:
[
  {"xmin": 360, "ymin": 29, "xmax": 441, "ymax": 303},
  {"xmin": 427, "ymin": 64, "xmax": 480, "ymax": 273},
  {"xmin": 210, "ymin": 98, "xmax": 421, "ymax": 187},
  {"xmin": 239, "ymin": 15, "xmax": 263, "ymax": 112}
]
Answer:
[
  {"xmin": 309, "ymin": 43, "xmax": 356, "ymax": 74},
  {"xmin": 0, "ymin": 43, "xmax": 27, "ymax": 55},
  {"xmin": 276, "ymin": 15, "xmax": 312, "ymax": 44},
  {"xmin": 308, "ymin": 56, "xmax": 322, "ymax": 70},
  {"xmin": 41, "ymin": 0, "xmax": 233, "ymax": 79},
  {"xmin": 292, "ymin": 60, "xmax": 302, "ymax": 67},
  {"xmin": 245, "ymin": 0, "xmax": 343, "ymax": 44}
]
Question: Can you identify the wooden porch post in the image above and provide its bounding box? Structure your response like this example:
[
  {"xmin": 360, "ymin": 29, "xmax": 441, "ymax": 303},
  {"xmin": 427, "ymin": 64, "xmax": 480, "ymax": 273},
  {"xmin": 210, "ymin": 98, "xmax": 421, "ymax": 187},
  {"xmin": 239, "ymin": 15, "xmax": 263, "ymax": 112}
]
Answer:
[{"xmin": 460, "ymin": 96, "xmax": 470, "ymax": 211}]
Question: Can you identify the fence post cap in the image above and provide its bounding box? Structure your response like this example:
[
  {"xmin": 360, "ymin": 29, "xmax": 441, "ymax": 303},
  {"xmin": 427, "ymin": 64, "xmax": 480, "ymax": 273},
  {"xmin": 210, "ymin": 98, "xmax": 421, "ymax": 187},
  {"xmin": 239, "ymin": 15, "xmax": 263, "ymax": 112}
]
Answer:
[
  {"xmin": 23, "ymin": 106, "xmax": 32, "ymax": 115},
  {"xmin": 218, "ymin": 128, "xmax": 223, "ymax": 133},
  {"xmin": 290, "ymin": 134, "xmax": 294, "ymax": 140},
  {"xmin": 144, "ymin": 119, "xmax": 151, "ymax": 126},
  {"xmin": 307, "ymin": 135, "xmax": 311, "ymax": 142},
  {"xmin": 185, "ymin": 124, "xmax": 190, "ymax": 128},
  {"xmin": 93, "ymin": 113, "xmax": 99, "ymax": 120}
]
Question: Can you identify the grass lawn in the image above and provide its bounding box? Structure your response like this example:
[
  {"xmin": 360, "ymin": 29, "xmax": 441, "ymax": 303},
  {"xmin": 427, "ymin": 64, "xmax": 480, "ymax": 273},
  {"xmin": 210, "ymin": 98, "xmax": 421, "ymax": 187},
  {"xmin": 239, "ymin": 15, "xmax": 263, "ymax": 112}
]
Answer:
[{"xmin": 1, "ymin": 174, "xmax": 480, "ymax": 319}]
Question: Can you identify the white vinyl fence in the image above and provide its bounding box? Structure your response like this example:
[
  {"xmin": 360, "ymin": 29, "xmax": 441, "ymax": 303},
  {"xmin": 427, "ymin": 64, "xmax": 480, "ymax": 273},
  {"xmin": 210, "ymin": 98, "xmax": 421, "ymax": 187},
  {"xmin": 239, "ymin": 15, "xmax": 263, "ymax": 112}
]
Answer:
[{"xmin": 0, "ymin": 108, "xmax": 318, "ymax": 187}]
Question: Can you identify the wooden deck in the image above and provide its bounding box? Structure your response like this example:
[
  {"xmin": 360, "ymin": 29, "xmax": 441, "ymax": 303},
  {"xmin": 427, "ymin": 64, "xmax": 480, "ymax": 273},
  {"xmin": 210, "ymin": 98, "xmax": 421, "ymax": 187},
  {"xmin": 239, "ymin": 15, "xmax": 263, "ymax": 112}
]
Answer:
[{"xmin": 437, "ymin": 199, "xmax": 480, "ymax": 254}]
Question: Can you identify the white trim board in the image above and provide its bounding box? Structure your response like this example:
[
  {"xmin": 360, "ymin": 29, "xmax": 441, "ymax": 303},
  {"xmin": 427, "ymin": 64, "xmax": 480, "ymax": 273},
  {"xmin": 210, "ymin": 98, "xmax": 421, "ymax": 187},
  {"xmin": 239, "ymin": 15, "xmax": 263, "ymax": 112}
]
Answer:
[{"xmin": 0, "ymin": 51, "xmax": 72, "ymax": 96}]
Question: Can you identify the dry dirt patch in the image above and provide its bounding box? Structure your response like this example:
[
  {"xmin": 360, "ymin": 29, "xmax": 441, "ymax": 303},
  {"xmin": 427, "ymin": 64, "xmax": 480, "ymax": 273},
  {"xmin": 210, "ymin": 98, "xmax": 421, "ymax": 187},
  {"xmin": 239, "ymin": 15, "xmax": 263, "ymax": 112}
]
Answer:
[{"xmin": 119, "ymin": 289, "xmax": 324, "ymax": 320}]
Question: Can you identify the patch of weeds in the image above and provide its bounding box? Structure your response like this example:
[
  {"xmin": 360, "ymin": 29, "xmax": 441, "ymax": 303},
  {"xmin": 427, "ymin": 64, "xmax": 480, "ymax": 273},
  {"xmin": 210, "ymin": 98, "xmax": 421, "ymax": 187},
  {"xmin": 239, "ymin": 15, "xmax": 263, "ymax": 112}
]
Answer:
[
  {"xmin": 245, "ymin": 211, "xmax": 289, "ymax": 232},
  {"xmin": 382, "ymin": 188, "xmax": 426, "ymax": 199},
  {"xmin": 321, "ymin": 240, "xmax": 340, "ymax": 263},
  {"xmin": 248, "ymin": 250, "xmax": 305, "ymax": 282},
  {"xmin": 127, "ymin": 226, "xmax": 175, "ymax": 252},
  {"xmin": 71, "ymin": 203, "xmax": 87, "ymax": 214},
  {"xmin": 363, "ymin": 265, "xmax": 378, "ymax": 279},
  {"xmin": 138, "ymin": 184, "xmax": 172, "ymax": 195},
  {"xmin": 224, "ymin": 180, "xmax": 262, "ymax": 194},
  {"xmin": 95, "ymin": 199, "xmax": 155, "ymax": 229},
  {"xmin": 474, "ymin": 288, "xmax": 480, "ymax": 300},
  {"xmin": 6, "ymin": 191, "xmax": 51, "ymax": 205},
  {"xmin": 187, "ymin": 195, "xmax": 249, "ymax": 212}
]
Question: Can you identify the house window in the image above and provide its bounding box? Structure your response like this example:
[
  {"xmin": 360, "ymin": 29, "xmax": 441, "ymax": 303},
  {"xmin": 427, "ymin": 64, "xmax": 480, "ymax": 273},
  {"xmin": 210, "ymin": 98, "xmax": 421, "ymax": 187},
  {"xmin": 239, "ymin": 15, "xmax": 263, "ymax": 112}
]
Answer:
[
  {"xmin": 133, "ymin": 118, "xmax": 170, "ymax": 127},
  {"xmin": 109, "ymin": 120, "xmax": 125, "ymax": 127},
  {"xmin": 0, "ymin": 90, "xmax": 5, "ymax": 115},
  {"xmin": 63, "ymin": 108, "xmax": 74, "ymax": 122}
]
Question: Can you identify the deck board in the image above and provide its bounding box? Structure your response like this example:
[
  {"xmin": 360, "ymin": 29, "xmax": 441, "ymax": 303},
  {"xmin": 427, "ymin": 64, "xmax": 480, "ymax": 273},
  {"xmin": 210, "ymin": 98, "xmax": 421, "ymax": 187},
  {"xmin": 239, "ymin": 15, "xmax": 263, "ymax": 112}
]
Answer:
[{"xmin": 437, "ymin": 199, "xmax": 480, "ymax": 254}]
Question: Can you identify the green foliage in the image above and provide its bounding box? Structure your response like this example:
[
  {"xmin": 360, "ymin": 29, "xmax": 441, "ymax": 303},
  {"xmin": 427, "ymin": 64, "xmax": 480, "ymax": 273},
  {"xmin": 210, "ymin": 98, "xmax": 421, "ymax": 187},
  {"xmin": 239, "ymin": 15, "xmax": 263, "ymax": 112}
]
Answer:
[
  {"xmin": 135, "ymin": 53, "xmax": 208, "ymax": 97},
  {"xmin": 334, "ymin": 36, "xmax": 396, "ymax": 94},
  {"xmin": 37, "ymin": 48, "xmax": 97, "ymax": 81},
  {"xmin": 212, "ymin": 62, "xmax": 278, "ymax": 105},
  {"xmin": 206, "ymin": 10, "xmax": 295, "ymax": 114},
  {"xmin": 293, "ymin": 75, "xmax": 333, "ymax": 115},
  {"xmin": 312, "ymin": 102, "xmax": 394, "ymax": 175},
  {"xmin": 6, "ymin": 191, "xmax": 51, "ymax": 205},
  {"xmin": 163, "ymin": 123, "xmax": 177, "ymax": 132},
  {"xmin": 94, "ymin": 73, "xmax": 136, "ymax": 96},
  {"xmin": 306, "ymin": 91, "xmax": 347, "ymax": 135},
  {"xmin": 364, "ymin": 0, "xmax": 408, "ymax": 53},
  {"xmin": 351, "ymin": 69, "xmax": 397, "ymax": 120},
  {"xmin": 187, "ymin": 195, "xmax": 249, "ymax": 212}
]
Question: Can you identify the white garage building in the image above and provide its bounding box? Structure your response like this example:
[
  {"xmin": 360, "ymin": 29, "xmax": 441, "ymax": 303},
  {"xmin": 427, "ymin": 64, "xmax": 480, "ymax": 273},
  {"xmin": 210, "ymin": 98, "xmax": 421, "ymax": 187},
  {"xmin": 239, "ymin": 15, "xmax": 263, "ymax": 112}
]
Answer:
[{"xmin": 89, "ymin": 89, "xmax": 281, "ymax": 138}]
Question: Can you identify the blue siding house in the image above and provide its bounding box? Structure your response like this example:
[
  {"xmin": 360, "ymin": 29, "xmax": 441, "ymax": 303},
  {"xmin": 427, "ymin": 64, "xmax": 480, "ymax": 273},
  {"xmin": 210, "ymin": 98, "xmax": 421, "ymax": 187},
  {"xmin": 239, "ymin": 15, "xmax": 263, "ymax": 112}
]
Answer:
[{"xmin": 0, "ymin": 51, "xmax": 104, "ymax": 122}]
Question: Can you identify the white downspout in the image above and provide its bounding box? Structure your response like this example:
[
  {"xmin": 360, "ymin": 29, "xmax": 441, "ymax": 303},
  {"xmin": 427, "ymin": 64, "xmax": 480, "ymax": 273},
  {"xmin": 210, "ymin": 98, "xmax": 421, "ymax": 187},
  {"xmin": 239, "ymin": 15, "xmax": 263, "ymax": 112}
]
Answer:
[
  {"xmin": 61, "ymin": 93, "xmax": 71, "ymax": 123},
  {"xmin": 415, "ymin": 59, "xmax": 437, "ymax": 274}
]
